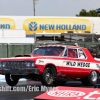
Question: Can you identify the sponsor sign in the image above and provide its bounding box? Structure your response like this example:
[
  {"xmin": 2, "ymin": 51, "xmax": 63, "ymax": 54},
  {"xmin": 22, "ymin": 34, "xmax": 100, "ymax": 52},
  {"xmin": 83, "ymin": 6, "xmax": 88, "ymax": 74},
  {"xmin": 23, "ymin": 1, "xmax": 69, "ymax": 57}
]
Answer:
[
  {"xmin": 65, "ymin": 61, "xmax": 90, "ymax": 67},
  {"xmin": 23, "ymin": 18, "xmax": 91, "ymax": 37},
  {"xmin": 34, "ymin": 86, "xmax": 100, "ymax": 100},
  {"xmin": 0, "ymin": 18, "xmax": 15, "ymax": 29}
]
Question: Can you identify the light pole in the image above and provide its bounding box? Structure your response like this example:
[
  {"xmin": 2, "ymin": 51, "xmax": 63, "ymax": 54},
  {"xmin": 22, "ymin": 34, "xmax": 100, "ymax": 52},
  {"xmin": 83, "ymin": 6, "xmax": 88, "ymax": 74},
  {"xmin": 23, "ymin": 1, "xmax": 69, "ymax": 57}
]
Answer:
[
  {"xmin": 73, "ymin": 21, "xmax": 77, "ymax": 42},
  {"xmin": 33, "ymin": 0, "xmax": 39, "ymax": 16},
  {"xmin": 33, "ymin": 0, "xmax": 35, "ymax": 16},
  {"xmin": 52, "ymin": 21, "xmax": 55, "ymax": 43},
  {"xmin": 33, "ymin": 0, "xmax": 39, "ymax": 44}
]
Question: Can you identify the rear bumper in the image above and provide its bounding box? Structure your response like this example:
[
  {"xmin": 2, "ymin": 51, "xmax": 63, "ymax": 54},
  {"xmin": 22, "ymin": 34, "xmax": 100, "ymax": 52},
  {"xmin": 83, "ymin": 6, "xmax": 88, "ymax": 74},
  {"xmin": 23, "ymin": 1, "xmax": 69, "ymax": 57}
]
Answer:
[{"xmin": 0, "ymin": 68, "xmax": 40, "ymax": 75}]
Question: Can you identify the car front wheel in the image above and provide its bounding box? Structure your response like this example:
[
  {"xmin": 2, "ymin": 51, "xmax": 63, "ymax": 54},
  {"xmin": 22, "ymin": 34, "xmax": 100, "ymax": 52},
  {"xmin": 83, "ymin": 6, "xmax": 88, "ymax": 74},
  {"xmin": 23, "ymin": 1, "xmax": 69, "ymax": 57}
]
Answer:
[
  {"xmin": 81, "ymin": 71, "xmax": 98, "ymax": 86},
  {"xmin": 5, "ymin": 74, "xmax": 19, "ymax": 86}
]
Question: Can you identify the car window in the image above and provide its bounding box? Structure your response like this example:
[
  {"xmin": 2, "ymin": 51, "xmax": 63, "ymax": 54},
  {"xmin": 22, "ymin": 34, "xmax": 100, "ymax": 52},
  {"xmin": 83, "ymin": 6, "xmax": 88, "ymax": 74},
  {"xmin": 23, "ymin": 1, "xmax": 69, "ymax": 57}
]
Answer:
[
  {"xmin": 31, "ymin": 47, "xmax": 64, "ymax": 56},
  {"xmin": 64, "ymin": 50, "xmax": 67, "ymax": 57},
  {"xmin": 67, "ymin": 48, "xmax": 78, "ymax": 58},
  {"xmin": 78, "ymin": 49, "xmax": 86, "ymax": 59},
  {"xmin": 33, "ymin": 48, "xmax": 45, "ymax": 55}
]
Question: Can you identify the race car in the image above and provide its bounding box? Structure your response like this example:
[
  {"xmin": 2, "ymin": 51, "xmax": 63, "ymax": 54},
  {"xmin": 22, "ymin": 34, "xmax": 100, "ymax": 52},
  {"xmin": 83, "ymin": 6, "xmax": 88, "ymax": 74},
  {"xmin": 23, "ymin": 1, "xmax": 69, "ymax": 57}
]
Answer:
[{"xmin": 0, "ymin": 45, "xmax": 100, "ymax": 86}]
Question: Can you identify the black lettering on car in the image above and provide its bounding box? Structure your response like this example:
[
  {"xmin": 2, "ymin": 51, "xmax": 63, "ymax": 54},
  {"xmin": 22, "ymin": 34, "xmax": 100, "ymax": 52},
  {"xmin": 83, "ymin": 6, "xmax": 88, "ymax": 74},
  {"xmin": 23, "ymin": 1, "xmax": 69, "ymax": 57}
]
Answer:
[
  {"xmin": 66, "ymin": 61, "xmax": 70, "ymax": 66},
  {"xmin": 86, "ymin": 63, "xmax": 90, "ymax": 67},
  {"xmin": 66, "ymin": 61, "xmax": 76, "ymax": 66},
  {"xmin": 77, "ymin": 62, "xmax": 90, "ymax": 67},
  {"xmin": 73, "ymin": 62, "xmax": 76, "ymax": 66},
  {"xmin": 77, "ymin": 62, "xmax": 81, "ymax": 67},
  {"xmin": 83, "ymin": 63, "xmax": 86, "ymax": 67}
]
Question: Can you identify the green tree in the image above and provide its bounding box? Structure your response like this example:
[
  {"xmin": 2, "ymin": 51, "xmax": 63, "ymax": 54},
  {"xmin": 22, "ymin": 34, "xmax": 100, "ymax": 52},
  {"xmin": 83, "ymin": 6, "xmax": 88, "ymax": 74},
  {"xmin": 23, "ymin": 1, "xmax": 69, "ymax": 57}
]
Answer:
[{"xmin": 76, "ymin": 9, "xmax": 100, "ymax": 17}]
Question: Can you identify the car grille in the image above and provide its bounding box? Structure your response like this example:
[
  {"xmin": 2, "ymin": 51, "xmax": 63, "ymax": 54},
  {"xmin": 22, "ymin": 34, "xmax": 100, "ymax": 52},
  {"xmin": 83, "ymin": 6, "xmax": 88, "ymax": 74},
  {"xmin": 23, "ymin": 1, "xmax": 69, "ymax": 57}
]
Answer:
[{"xmin": 0, "ymin": 60, "xmax": 35, "ymax": 70}]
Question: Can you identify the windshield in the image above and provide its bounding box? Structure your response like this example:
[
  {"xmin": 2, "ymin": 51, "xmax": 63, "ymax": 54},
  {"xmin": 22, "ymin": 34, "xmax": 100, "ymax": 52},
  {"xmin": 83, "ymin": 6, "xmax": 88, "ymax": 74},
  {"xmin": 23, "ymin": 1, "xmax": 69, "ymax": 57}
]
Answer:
[{"xmin": 31, "ymin": 47, "xmax": 64, "ymax": 56}]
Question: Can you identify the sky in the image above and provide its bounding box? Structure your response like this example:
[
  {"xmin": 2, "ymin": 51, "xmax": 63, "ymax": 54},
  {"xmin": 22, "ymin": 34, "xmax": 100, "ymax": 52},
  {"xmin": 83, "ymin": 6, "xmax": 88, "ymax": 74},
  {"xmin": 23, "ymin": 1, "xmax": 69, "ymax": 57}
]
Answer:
[{"xmin": 0, "ymin": 0, "xmax": 100, "ymax": 16}]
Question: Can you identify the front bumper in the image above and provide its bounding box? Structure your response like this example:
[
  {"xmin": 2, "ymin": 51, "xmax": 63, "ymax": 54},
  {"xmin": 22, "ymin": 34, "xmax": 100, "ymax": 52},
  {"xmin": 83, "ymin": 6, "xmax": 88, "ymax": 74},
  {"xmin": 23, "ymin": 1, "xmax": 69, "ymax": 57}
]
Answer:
[{"xmin": 0, "ymin": 68, "xmax": 40, "ymax": 75}]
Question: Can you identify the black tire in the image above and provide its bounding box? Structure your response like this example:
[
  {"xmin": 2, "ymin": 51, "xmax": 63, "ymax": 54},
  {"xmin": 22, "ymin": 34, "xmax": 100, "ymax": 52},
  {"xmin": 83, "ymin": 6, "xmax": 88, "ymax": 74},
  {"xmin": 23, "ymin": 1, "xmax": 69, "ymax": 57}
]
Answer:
[
  {"xmin": 41, "ymin": 67, "xmax": 54, "ymax": 86},
  {"xmin": 81, "ymin": 71, "xmax": 98, "ymax": 86},
  {"xmin": 5, "ymin": 74, "xmax": 19, "ymax": 86},
  {"xmin": 53, "ymin": 80, "xmax": 66, "ymax": 86}
]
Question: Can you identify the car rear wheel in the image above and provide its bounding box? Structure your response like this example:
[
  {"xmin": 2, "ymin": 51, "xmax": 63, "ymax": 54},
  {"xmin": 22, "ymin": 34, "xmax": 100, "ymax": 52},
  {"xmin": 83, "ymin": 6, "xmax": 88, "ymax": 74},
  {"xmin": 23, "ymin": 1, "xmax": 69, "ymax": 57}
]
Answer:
[
  {"xmin": 41, "ymin": 67, "xmax": 54, "ymax": 86},
  {"xmin": 5, "ymin": 74, "xmax": 19, "ymax": 86},
  {"xmin": 81, "ymin": 71, "xmax": 98, "ymax": 86}
]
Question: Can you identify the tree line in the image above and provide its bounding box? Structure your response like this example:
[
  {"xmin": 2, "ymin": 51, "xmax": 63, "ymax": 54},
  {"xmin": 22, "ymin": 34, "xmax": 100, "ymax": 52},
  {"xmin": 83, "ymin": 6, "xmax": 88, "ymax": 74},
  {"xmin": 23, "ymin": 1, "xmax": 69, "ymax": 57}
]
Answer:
[{"xmin": 76, "ymin": 9, "xmax": 100, "ymax": 17}]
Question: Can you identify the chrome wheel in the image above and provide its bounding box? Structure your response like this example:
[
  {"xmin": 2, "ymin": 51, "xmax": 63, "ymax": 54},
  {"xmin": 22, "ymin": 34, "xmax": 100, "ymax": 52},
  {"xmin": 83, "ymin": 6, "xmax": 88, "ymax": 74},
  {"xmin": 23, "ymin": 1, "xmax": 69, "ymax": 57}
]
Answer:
[
  {"xmin": 81, "ymin": 71, "xmax": 98, "ymax": 86},
  {"xmin": 41, "ymin": 67, "xmax": 54, "ymax": 86},
  {"xmin": 91, "ymin": 71, "xmax": 97, "ymax": 82},
  {"xmin": 45, "ymin": 69, "xmax": 53, "ymax": 84}
]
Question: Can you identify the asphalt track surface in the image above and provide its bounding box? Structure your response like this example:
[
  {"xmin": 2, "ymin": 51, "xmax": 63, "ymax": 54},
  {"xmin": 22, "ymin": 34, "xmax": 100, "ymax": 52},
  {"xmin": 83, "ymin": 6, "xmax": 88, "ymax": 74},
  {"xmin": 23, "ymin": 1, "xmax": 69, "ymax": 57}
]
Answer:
[{"xmin": 0, "ymin": 80, "xmax": 94, "ymax": 100}]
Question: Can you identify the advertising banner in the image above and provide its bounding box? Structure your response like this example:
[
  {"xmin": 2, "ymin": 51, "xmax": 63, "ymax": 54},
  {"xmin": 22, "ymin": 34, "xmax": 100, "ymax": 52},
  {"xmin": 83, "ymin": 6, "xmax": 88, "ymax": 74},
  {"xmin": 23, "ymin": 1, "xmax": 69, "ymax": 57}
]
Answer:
[
  {"xmin": 0, "ymin": 18, "xmax": 15, "ymax": 29},
  {"xmin": 23, "ymin": 18, "xmax": 91, "ymax": 37},
  {"xmin": 35, "ymin": 86, "xmax": 100, "ymax": 100}
]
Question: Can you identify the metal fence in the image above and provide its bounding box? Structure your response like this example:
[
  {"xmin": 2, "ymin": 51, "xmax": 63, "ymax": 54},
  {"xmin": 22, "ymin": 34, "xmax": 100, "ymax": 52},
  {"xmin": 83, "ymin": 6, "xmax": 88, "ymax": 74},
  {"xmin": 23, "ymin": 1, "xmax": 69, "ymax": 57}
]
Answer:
[
  {"xmin": 0, "ymin": 44, "xmax": 39, "ymax": 58},
  {"xmin": 0, "ymin": 42, "xmax": 100, "ymax": 58}
]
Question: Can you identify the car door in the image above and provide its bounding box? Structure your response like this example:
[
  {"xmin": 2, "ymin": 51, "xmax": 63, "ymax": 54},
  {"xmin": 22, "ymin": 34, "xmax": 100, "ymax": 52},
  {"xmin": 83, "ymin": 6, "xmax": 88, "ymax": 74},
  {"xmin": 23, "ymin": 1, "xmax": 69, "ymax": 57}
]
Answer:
[
  {"xmin": 62, "ymin": 47, "xmax": 81, "ymax": 78},
  {"xmin": 77, "ymin": 49, "xmax": 89, "ymax": 77}
]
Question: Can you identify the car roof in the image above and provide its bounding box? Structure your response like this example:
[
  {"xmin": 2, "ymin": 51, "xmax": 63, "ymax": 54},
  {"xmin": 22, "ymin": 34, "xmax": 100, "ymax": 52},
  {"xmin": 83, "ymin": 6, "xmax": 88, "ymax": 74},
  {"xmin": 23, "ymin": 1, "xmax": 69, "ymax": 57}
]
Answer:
[{"xmin": 37, "ymin": 45, "xmax": 86, "ymax": 49}]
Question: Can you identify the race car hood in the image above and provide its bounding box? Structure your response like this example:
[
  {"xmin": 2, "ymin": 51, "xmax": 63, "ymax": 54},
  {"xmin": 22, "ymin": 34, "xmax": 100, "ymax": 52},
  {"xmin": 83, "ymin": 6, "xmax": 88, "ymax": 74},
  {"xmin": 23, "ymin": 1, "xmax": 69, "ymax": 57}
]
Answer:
[{"xmin": 0, "ymin": 54, "xmax": 61, "ymax": 61}]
